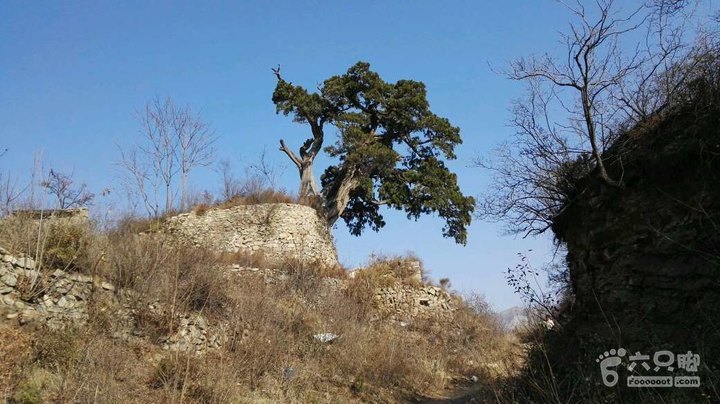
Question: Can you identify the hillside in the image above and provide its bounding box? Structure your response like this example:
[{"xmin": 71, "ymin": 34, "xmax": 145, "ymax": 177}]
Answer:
[{"xmin": 0, "ymin": 204, "xmax": 513, "ymax": 403}]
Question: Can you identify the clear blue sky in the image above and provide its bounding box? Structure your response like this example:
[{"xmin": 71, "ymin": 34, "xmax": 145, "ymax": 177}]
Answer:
[{"xmin": 0, "ymin": 1, "xmax": 587, "ymax": 310}]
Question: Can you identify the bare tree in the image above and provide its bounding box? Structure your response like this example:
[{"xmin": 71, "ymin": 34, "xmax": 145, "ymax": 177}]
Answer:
[
  {"xmin": 504, "ymin": 0, "xmax": 703, "ymax": 186},
  {"xmin": 118, "ymin": 97, "xmax": 216, "ymax": 216},
  {"xmin": 138, "ymin": 97, "xmax": 179, "ymax": 213},
  {"xmin": 217, "ymin": 150, "xmax": 287, "ymax": 203},
  {"xmin": 40, "ymin": 169, "xmax": 95, "ymax": 209},
  {"xmin": 477, "ymin": 80, "xmax": 593, "ymax": 236},
  {"xmin": 0, "ymin": 147, "xmax": 29, "ymax": 214},
  {"xmin": 614, "ymin": 0, "xmax": 717, "ymax": 123},
  {"xmin": 172, "ymin": 101, "xmax": 217, "ymax": 211},
  {"xmin": 217, "ymin": 159, "xmax": 242, "ymax": 201},
  {"xmin": 479, "ymin": 0, "xmax": 714, "ymax": 235},
  {"xmin": 0, "ymin": 172, "xmax": 29, "ymax": 215},
  {"xmin": 118, "ymin": 145, "xmax": 160, "ymax": 217},
  {"xmin": 247, "ymin": 147, "xmax": 286, "ymax": 191}
]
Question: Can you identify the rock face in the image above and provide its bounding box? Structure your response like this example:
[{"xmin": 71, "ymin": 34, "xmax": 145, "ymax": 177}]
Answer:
[
  {"xmin": 549, "ymin": 89, "xmax": 720, "ymax": 381},
  {"xmin": 498, "ymin": 306, "xmax": 531, "ymax": 331},
  {"xmin": 164, "ymin": 203, "xmax": 338, "ymax": 267}
]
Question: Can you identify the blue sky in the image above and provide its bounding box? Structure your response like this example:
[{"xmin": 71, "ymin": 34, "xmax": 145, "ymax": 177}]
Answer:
[{"xmin": 0, "ymin": 1, "xmax": 591, "ymax": 310}]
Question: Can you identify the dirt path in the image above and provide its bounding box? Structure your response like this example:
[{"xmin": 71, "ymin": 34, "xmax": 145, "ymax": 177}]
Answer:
[{"xmin": 416, "ymin": 383, "xmax": 496, "ymax": 404}]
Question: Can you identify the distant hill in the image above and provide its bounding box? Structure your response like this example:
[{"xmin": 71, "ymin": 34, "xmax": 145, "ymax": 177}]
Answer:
[{"xmin": 498, "ymin": 306, "xmax": 531, "ymax": 331}]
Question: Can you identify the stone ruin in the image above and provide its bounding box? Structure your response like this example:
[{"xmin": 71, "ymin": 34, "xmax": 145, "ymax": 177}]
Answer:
[
  {"xmin": 0, "ymin": 203, "xmax": 459, "ymax": 355},
  {"xmin": 375, "ymin": 284, "xmax": 456, "ymax": 322},
  {"xmin": 0, "ymin": 246, "xmax": 115, "ymax": 330},
  {"xmin": 0, "ymin": 245, "xmax": 224, "ymax": 355},
  {"xmin": 11, "ymin": 207, "xmax": 90, "ymax": 225},
  {"xmin": 163, "ymin": 203, "xmax": 339, "ymax": 267}
]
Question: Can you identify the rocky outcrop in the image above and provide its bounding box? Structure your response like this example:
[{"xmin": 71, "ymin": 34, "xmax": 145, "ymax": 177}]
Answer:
[{"xmin": 164, "ymin": 203, "xmax": 338, "ymax": 267}]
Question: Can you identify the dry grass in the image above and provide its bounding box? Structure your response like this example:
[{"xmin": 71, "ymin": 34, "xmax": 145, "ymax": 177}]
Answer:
[
  {"xmin": 192, "ymin": 183, "xmax": 326, "ymax": 218},
  {"xmin": 13, "ymin": 325, "xmax": 162, "ymax": 404},
  {"xmin": 217, "ymin": 249, "xmax": 273, "ymax": 270},
  {"xmin": 352, "ymin": 253, "xmax": 426, "ymax": 288},
  {"xmin": 214, "ymin": 188, "xmax": 296, "ymax": 208},
  {"xmin": 111, "ymin": 211, "xmax": 180, "ymax": 235},
  {"xmin": 0, "ymin": 213, "xmax": 92, "ymax": 272},
  {"xmin": 0, "ymin": 214, "xmax": 512, "ymax": 403},
  {"xmin": 0, "ymin": 325, "xmax": 33, "ymax": 400},
  {"xmin": 100, "ymin": 227, "xmax": 232, "ymax": 329}
]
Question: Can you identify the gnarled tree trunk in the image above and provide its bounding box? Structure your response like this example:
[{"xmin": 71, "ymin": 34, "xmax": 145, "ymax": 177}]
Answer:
[
  {"xmin": 298, "ymin": 161, "xmax": 319, "ymax": 199},
  {"xmin": 322, "ymin": 168, "xmax": 358, "ymax": 226}
]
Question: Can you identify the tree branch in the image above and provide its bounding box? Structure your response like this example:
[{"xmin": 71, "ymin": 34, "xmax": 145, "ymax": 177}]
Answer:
[
  {"xmin": 272, "ymin": 64, "xmax": 283, "ymax": 81},
  {"xmin": 279, "ymin": 139, "xmax": 302, "ymax": 169}
]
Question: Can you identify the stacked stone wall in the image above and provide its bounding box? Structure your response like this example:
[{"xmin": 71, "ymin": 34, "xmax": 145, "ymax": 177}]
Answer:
[{"xmin": 164, "ymin": 203, "xmax": 338, "ymax": 267}]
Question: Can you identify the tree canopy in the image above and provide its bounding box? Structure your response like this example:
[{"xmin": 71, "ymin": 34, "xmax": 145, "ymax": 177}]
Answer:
[{"xmin": 272, "ymin": 61, "xmax": 474, "ymax": 244}]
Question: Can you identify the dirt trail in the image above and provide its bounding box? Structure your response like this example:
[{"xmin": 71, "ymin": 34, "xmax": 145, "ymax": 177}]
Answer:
[{"xmin": 416, "ymin": 383, "xmax": 496, "ymax": 404}]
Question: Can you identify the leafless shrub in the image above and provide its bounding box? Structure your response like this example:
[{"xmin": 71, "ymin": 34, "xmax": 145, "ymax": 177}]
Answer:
[
  {"xmin": 18, "ymin": 325, "xmax": 159, "ymax": 404},
  {"xmin": 479, "ymin": 0, "xmax": 718, "ymax": 236},
  {"xmin": 0, "ymin": 171, "xmax": 29, "ymax": 216},
  {"xmin": 217, "ymin": 159, "xmax": 242, "ymax": 201},
  {"xmin": 40, "ymin": 169, "xmax": 94, "ymax": 209}
]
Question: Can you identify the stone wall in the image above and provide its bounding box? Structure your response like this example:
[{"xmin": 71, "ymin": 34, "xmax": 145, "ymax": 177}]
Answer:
[
  {"xmin": 0, "ymin": 246, "xmax": 457, "ymax": 358},
  {"xmin": 0, "ymin": 245, "xmax": 224, "ymax": 354},
  {"xmin": 349, "ymin": 258, "xmax": 456, "ymax": 321},
  {"xmin": 547, "ymin": 90, "xmax": 720, "ymax": 389},
  {"xmin": 11, "ymin": 208, "xmax": 89, "ymax": 223},
  {"xmin": 164, "ymin": 203, "xmax": 338, "ymax": 267},
  {"xmin": 375, "ymin": 285, "xmax": 456, "ymax": 322},
  {"xmin": 230, "ymin": 259, "xmax": 456, "ymax": 323},
  {"xmin": 0, "ymin": 247, "xmax": 115, "ymax": 330}
]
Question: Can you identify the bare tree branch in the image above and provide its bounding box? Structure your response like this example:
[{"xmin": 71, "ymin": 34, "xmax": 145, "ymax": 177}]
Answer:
[
  {"xmin": 481, "ymin": 0, "xmax": 717, "ymax": 236},
  {"xmin": 279, "ymin": 139, "xmax": 302, "ymax": 169},
  {"xmin": 40, "ymin": 169, "xmax": 94, "ymax": 209},
  {"xmin": 119, "ymin": 96, "xmax": 215, "ymax": 215}
]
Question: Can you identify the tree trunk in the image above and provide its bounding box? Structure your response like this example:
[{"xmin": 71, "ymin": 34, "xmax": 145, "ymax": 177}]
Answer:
[
  {"xmin": 298, "ymin": 161, "xmax": 319, "ymax": 199},
  {"xmin": 278, "ymin": 138, "xmax": 359, "ymax": 227},
  {"xmin": 181, "ymin": 147, "xmax": 188, "ymax": 211},
  {"xmin": 181, "ymin": 169, "xmax": 187, "ymax": 211},
  {"xmin": 165, "ymin": 182, "xmax": 172, "ymax": 214},
  {"xmin": 581, "ymin": 90, "xmax": 618, "ymax": 187},
  {"xmin": 322, "ymin": 168, "xmax": 358, "ymax": 226}
]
